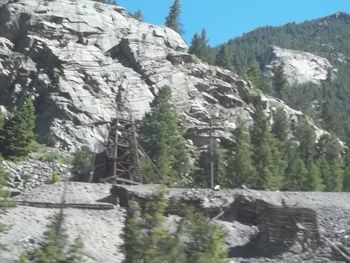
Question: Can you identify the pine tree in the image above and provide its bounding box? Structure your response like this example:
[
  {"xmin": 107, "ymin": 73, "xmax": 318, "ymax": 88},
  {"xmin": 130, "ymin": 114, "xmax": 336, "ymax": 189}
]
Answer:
[
  {"xmin": 180, "ymin": 208, "xmax": 227, "ymax": 263},
  {"xmin": 244, "ymin": 62, "xmax": 263, "ymax": 90},
  {"xmin": 140, "ymin": 86, "xmax": 190, "ymax": 185},
  {"xmin": 189, "ymin": 33, "xmax": 201, "ymax": 55},
  {"xmin": 215, "ymin": 45, "xmax": 232, "ymax": 70},
  {"xmin": 222, "ymin": 121, "xmax": 255, "ymax": 188},
  {"xmin": 0, "ymin": 98, "xmax": 36, "ymax": 159},
  {"xmin": 191, "ymin": 139, "xmax": 224, "ymax": 188},
  {"xmin": 316, "ymin": 133, "xmax": 344, "ymax": 191},
  {"xmin": 189, "ymin": 29, "xmax": 212, "ymax": 63},
  {"xmin": 128, "ymin": 10, "xmax": 144, "ymax": 22},
  {"xmin": 272, "ymin": 108, "xmax": 290, "ymax": 143},
  {"xmin": 123, "ymin": 191, "xmax": 227, "ymax": 263},
  {"xmin": 0, "ymin": 161, "xmax": 14, "ymax": 253},
  {"xmin": 143, "ymin": 192, "xmax": 186, "ymax": 263},
  {"xmin": 283, "ymin": 118, "xmax": 325, "ymax": 191},
  {"xmin": 123, "ymin": 201, "xmax": 145, "ymax": 263},
  {"xmin": 22, "ymin": 211, "xmax": 84, "ymax": 263},
  {"xmin": 72, "ymin": 146, "xmax": 94, "ymax": 182},
  {"xmin": 190, "ymin": 151, "xmax": 210, "ymax": 187},
  {"xmin": 294, "ymin": 118, "xmax": 316, "ymax": 165},
  {"xmin": 286, "ymin": 158, "xmax": 308, "ymax": 190},
  {"xmin": 165, "ymin": 0, "xmax": 182, "ymax": 35},
  {"xmin": 321, "ymin": 96, "xmax": 345, "ymax": 138},
  {"xmin": 0, "ymin": 114, "xmax": 4, "ymax": 130},
  {"xmin": 272, "ymin": 64, "xmax": 288, "ymax": 100},
  {"xmin": 343, "ymin": 150, "xmax": 350, "ymax": 191},
  {"xmin": 250, "ymin": 105, "xmax": 284, "ymax": 190},
  {"xmin": 305, "ymin": 161, "xmax": 324, "ymax": 191},
  {"xmin": 123, "ymin": 191, "xmax": 186, "ymax": 263},
  {"xmin": 64, "ymin": 238, "xmax": 84, "ymax": 263}
]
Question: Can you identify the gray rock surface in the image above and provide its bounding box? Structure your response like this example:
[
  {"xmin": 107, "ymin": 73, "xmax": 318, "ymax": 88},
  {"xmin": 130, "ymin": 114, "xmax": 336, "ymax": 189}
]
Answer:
[
  {"xmin": 264, "ymin": 46, "xmax": 335, "ymax": 85},
  {"xmin": 2, "ymin": 150, "xmax": 72, "ymax": 192},
  {"xmin": 0, "ymin": 0, "xmax": 322, "ymax": 153},
  {"xmin": 3, "ymin": 183, "xmax": 350, "ymax": 262},
  {"xmin": 0, "ymin": 182, "xmax": 125, "ymax": 263}
]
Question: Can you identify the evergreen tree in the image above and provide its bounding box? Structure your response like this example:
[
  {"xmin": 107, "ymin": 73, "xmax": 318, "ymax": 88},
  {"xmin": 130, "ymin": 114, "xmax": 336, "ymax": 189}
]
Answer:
[
  {"xmin": 343, "ymin": 148, "xmax": 350, "ymax": 191},
  {"xmin": 272, "ymin": 64, "xmax": 288, "ymax": 100},
  {"xmin": 305, "ymin": 161, "xmax": 324, "ymax": 191},
  {"xmin": 285, "ymin": 156, "xmax": 323, "ymax": 191},
  {"xmin": 123, "ymin": 201, "xmax": 146, "ymax": 263},
  {"xmin": 123, "ymin": 191, "xmax": 227, "ymax": 263},
  {"xmin": 0, "ymin": 98, "xmax": 36, "ymax": 159},
  {"xmin": 294, "ymin": 118, "xmax": 316, "ymax": 165},
  {"xmin": 64, "ymin": 238, "xmax": 84, "ymax": 263},
  {"xmin": 321, "ymin": 95, "xmax": 346, "ymax": 140},
  {"xmin": 189, "ymin": 33, "xmax": 201, "ymax": 55},
  {"xmin": 190, "ymin": 140, "xmax": 224, "ymax": 188},
  {"xmin": 128, "ymin": 10, "xmax": 144, "ymax": 22},
  {"xmin": 0, "ymin": 161, "xmax": 14, "ymax": 253},
  {"xmin": 222, "ymin": 121, "xmax": 255, "ymax": 188},
  {"xmin": 287, "ymin": 158, "xmax": 308, "ymax": 191},
  {"xmin": 180, "ymin": 208, "xmax": 227, "ymax": 263},
  {"xmin": 165, "ymin": 0, "xmax": 182, "ymax": 35},
  {"xmin": 244, "ymin": 62, "xmax": 263, "ymax": 90},
  {"xmin": 272, "ymin": 108, "xmax": 290, "ymax": 143},
  {"xmin": 21, "ymin": 211, "xmax": 84, "ymax": 263},
  {"xmin": 0, "ymin": 114, "xmax": 4, "ymax": 130},
  {"xmin": 140, "ymin": 86, "xmax": 190, "ymax": 185},
  {"xmin": 250, "ymin": 105, "xmax": 284, "ymax": 190},
  {"xmin": 189, "ymin": 29, "xmax": 212, "ymax": 63},
  {"xmin": 283, "ymin": 118, "xmax": 324, "ymax": 191},
  {"xmin": 190, "ymin": 151, "xmax": 210, "ymax": 187},
  {"xmin": 72, "ymin": 146, "xmax": 94, "ymax": 182},
  {"xmin": 215, "ymin": 45, "xmax": 232, "ymax": 70},
  {"xmin": 124, "ymin": 191, "xmax": 186, "ymax": 263},
  {"xmin": 316, "ymin": 133, "xmax": 344, "ymax": 191}
]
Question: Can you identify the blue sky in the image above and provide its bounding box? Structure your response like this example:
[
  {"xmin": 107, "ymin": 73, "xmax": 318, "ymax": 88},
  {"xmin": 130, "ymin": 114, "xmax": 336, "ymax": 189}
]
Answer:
[{"xmin": 117, "ymin": 0, "xmax": 350, "ymax": 46}]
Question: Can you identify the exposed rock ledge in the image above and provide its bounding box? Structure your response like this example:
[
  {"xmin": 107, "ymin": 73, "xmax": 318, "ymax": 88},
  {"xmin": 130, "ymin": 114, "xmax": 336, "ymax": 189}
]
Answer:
[
  {"xmin": 0, "ymin": 0, "xmax": 328, "ymax": 153},
  {"xmin": 264, "ymin": 46, "xmax": 336, "ymax": 86}
]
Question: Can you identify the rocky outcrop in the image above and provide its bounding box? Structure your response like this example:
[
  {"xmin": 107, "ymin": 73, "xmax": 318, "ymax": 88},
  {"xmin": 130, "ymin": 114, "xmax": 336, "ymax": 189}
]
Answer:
[
  {"xmin": 0, "ymin": 0, "xmax": 272, "ymax": 152},
  {"xmin": 0, "ymin": 0, "xmax": 333, "ymax": 154},
  {"xmin": 2, "ymin": 150, "xmax": 72, "ymax": 192},
  {"xmin": 264, "ymin": 46, "xmax": 335, "ymax": 86}
]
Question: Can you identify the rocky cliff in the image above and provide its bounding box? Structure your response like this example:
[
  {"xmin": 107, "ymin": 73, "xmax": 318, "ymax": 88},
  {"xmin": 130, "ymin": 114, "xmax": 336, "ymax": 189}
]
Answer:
[
  {"xmin": 263, "ymin": 46, "xmax": 335, "ymax": 86},
  {"xmin": 0, "ymin": 0, "xmax": 320, "ymax": 153}
]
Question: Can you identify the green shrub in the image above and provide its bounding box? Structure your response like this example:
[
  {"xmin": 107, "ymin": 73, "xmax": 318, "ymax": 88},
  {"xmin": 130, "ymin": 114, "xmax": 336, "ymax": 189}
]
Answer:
[{"xmin": 72, "ymin": 147, "xmax": 94, "ymax": 182}]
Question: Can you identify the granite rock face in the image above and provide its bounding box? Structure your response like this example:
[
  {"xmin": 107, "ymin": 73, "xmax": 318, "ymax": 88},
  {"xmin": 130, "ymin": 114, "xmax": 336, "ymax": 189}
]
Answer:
[
  {"xmin": 0, "ymin": 0, "xmax": 326, "ymax": 152},
  {"xmin": 264, "ymin": 46, "xmax": 335, "ymax": 86}
]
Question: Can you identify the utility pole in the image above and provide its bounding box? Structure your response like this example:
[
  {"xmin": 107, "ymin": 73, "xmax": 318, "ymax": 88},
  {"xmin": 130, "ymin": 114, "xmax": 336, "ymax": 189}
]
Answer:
[
  {"xmin": 209, "ymin": 119, "xmax": 214, "ymax": 189},
  {"xmin": 112, "ymin": 115, "xmax": 119, "ymax": 179}
]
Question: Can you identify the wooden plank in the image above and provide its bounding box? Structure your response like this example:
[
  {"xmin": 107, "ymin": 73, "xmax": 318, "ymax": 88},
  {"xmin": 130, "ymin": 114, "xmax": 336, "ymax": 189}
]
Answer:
[{"xmin": 16, "ymin": 201, "xmax": 115, "ymax": 210}]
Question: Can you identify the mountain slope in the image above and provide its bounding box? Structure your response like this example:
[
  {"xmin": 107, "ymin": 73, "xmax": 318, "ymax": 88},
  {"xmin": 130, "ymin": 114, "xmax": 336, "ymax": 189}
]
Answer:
[
  {"xmin": 0, "ymin": 0, "xmax": 322, "ymax": 153},
  {"xmin": 221, "ymin": 12, "xmax": 350, "ymax": 70},
  {"xmin": 215, "ymin": 13, "xmax": 350, "ymax": 140}
]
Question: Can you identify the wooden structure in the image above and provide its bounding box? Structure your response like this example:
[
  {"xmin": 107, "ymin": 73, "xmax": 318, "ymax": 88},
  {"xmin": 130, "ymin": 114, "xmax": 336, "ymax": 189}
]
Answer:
[
  {"xmin": 232, "ymin": 195, "xmax": 320, "ymax": 256},
  {"xmin": 101, "ymin": 111, "xmax": 142, "ymax": 185},
  {"xmin": 258, "ymin": 206, "xmax": 320, "ymax": 255}
]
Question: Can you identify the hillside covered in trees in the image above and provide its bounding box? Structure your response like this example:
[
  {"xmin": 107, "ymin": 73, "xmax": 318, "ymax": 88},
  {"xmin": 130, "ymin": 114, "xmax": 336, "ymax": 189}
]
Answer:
[
  {"xmin": 189, "ymin": 13, "xmax": 350, "ymax": 142},
  {"xmin": 215, "ymin": 12, "xmax": 350, "ymax": 69}
]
